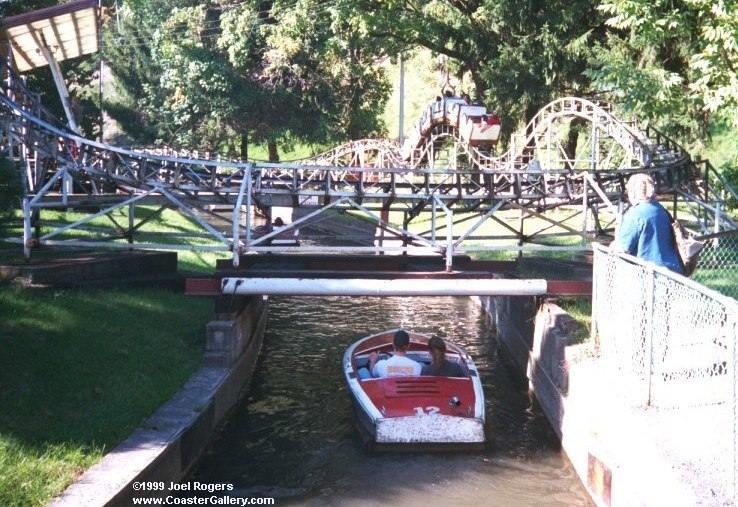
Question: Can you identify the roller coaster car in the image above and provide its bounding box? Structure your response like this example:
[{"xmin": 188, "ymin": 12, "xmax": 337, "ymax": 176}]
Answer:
[
  {"xmin": 447, "ymin": 103, "xmax": 485, "ymax": 129},
  {"xmin": 460, "ymin": 115, "xmax": 501, "ymax": 147},
  {"xmin": 399, "ymin": 96, "xmax": 501, "ymax": 160}
]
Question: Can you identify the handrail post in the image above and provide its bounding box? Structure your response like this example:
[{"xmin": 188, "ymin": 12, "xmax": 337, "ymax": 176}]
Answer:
[
  {"xmin": 591, "ymin": 245, "xmax": 601, "ymax": 347},
  {"xmin": 128, "ymin": 202, "xmax": 135, "ymax": 244},
  {"xmin": 22, "ymin": 197, "xmax": 31, "ymax": 259},
  {"xmin": 704, "ymin": 162, "xmax": 710, "ymax": 205},
  {"xmin": 446, "ymin": 205, "xmax": 453, "ymax": 272},
  {"xmin": 245, "ymin": 165, "xmax": 253, "ymax": 251},
  {"xmin": 232, "ymin": 165, "xmax": 251, "ymax": 267},
  {"xmin": 645, "ymin": 266, "xmax": 655, "ymax": 407},
  {"xmin": 582, "ymin": 174, "xmax": 589, "ymax": 242},
  {"xmin": 431, "ymin": 196, "xmax": 436, "ymax": 244},
  {"xmin": 715, "ymin": 202, "xmax": 722, "ymax": 244},
  {"xmin": 731, "ymin": 313, "xmax": 737, "ymax": 504}
]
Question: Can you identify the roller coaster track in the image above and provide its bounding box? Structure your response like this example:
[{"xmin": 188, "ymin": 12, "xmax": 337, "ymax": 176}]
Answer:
[
  {"xmin": 306, "ymin": 138, "xmax": 403, "ymax": 168},
  {"xmin": 1, "ymin": 61, "xmax": 736, "ymax": 267}
]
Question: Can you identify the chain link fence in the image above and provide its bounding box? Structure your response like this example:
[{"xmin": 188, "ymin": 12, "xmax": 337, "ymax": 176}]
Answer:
[
  {"xmin": 593, "ymin": 243, "xmax": 737, "ymax": 408},
  {"xmin": 694, "ymin": 229, "xmax": 738, "ymax": 300},
  {"xmin": 592, "ymin": 243, "xmax": 737, "ymax": 502}
]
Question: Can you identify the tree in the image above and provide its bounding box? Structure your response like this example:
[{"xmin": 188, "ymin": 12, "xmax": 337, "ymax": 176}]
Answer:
[
  {"xmin": 350, "ymin": 0, "xmax": 602, "ymax": 137},
  {"xmin": 0, "ymin": 0, "xmax": 59, "ymax": 17},
  {"xmin": 103, "ymin": 0, "xmax": 390, "ymax": 160},
  {"xmin": 586, "ymin": 0, "xmax": 738, "ymax": 140}
]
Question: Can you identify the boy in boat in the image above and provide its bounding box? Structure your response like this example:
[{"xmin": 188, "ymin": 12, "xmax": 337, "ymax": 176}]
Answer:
[
  {"xmin": 365, "ymin": 330, "xmax": 422, "ymax": 378},
  {"xmin": 422, "ymin": 336, "xmax": 465, "ymax": 377}
]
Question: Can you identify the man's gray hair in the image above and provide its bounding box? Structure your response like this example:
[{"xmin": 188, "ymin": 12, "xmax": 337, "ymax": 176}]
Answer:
[{"xmin": 626, "ymin": 173, "xmax": 656, "ymax": 204}]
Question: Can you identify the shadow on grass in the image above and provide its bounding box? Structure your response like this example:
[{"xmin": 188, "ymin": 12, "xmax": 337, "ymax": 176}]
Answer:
[{"xmin": 0, "ymin": 284, "xmax": 211, "ymax": 506}]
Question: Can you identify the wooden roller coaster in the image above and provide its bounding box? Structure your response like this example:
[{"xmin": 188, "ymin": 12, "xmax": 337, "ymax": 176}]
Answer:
[{"xmin": 1, "ymin": 48, "xmax": 737, "ymax": 269}]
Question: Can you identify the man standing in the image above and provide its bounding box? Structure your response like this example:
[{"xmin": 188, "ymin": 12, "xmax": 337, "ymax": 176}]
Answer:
[{"xmin": 615, "ymin": 173, "xmax": 683, "ymax": 274}]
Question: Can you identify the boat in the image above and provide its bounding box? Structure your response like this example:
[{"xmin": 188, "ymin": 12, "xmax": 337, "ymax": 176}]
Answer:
[{"xmin": 343, "ymin": 329, "xmax": 485, "ymax": 448}]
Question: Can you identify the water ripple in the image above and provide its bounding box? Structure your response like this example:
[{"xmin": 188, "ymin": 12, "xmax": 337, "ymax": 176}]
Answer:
[{"xmin": 188, "ymin": 296, "xmax": 592, "ymax": 505}]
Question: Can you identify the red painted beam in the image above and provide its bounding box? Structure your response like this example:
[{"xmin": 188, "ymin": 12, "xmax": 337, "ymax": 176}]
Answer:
[
  {"xmin": 185, "ymin": 278, "xmax": 221, "ymax": 296},
  {"xmin": 546, "ymin": 280, "xmax": 592, "ymax": 296}
]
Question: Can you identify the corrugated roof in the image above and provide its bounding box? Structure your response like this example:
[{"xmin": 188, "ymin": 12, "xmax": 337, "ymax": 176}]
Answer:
[{"xmin": 1, "ymin": 0, "xmax": 99, "ymax": 72}]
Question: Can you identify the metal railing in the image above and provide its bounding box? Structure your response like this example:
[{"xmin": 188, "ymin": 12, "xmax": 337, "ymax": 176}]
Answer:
[
  {"xmin": 593, "ymin": 242, "xmax": 737, "ymax": 408},
  {"xmin": 592, "ymin": 243, "xmax": 737, "ymax": 501}
]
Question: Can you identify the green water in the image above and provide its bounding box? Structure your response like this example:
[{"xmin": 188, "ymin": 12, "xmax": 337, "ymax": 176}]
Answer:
[{"xmin": 188, "ymin": 296, "xmax": 592, "ymax": 506}]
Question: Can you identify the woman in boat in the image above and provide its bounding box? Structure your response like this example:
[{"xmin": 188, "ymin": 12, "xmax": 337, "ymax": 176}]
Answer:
[{"xmin": 421, "ymin": 336, "xmax": 465, "ymax": 377}]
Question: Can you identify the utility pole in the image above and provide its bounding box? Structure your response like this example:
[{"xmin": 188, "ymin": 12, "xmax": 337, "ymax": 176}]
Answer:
[{"xmin": 398, "ymin": 52, "xmax": 404, "ymax": 143}]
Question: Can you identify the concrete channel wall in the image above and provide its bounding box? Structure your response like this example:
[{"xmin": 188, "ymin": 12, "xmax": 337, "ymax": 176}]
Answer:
[
  {"xmin": 51, "ymin": 295, "xmax": 268, "ymax": 507},
  {"xmin": 475, "ymin": 296, "xmax": 703, "ymax": 507}
]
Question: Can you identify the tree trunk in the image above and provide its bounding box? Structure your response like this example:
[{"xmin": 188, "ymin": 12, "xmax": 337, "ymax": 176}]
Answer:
[
  {"xmin": 469, "ymin": 69, "xmax": 486, "ymax": 102},
  {"xmin": 524, "ymin": 103, "xmax": 540, "ymax": 130},
  {"xmin": 564, "ymin": 118, "xmax": 586, "ymax": 170},
  {"xmin": 348, "ymin": 46, "xmax": 361, "ymax": 140},
  {"xmin": 267, "ymin": 139, "xmax": 279, "ymax": 162},
  {"xmin": 239, "ymin": 132, "xmax": 248, "ymax": 161}
]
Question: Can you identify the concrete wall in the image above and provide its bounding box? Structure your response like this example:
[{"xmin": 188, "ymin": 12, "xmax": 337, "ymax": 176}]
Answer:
[
  {"xmin": 475, "ymin": 295, "xmax": 537, "ymax": 375},
  {"xmin": 477, "ymin": 295, "xmax": 702, "ymax": 507},
  {"xmin": 51, "ymin": 295, "xmax": 268, "ymax": 507}
]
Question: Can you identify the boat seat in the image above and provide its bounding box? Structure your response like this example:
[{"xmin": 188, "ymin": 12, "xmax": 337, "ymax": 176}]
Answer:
[{"xmin": 354, "ymin": 353, "xmax": 431, "ymax": 370}]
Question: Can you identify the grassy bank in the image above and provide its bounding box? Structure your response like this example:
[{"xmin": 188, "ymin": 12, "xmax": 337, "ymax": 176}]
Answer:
[
  {"xmin": 0, "ymin": 284, "xmax": 211, "ymax": 506},
  {"xmin": 556, "ymin": 297, "xmax": 593, "ymax": 345},
  {"xmin": 0, "ymin": 206, "xmax": 229, "ymax": 273}
]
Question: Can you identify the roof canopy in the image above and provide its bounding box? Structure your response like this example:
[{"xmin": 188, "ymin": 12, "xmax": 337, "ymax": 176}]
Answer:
[{"xmin": 1, "ymin": 0, "xmax": 99, "ymax": 72}]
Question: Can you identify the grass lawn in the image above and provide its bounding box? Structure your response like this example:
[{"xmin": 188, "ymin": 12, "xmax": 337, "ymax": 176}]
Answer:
[
  {"xmin": 0, "ymin": 284, "xmax": 211, "ymax": 506},
  {"xmin": 0, "ymin": 204, "xmax": 217, "ymax": 505},
  {"xmin": 692, "ymin": 267, "xmax": 738, "ymax": 299},
  {"xmin": 394, "ymin": 205, "xmax": 607, "ymax": 244},
  {"xmin": 1, "ymin": 206, "xmax": 229, "ymax": 273}
]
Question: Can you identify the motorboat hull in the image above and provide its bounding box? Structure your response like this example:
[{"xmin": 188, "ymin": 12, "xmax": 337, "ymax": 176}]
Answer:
[{"xmin": 343, "ymin": 329, "xmax": 485, "ymax": 448}]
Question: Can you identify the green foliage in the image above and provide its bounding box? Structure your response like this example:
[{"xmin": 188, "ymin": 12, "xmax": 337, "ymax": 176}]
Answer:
[
  {"xmin": 103, "ymin": 0, "xmax": 390, "ymax": 157},
  {"xmin": 587, "ymin": 0, "xmax": 738, "ymax": 139},
  {"xmin": 352, "ymin": 0, "xmax": 601, "ymax": 136},
  {"xmin": 382, "ymin": 50, "xmax": 440, "ymax": 140},
  {"xmin": 5, "ymin": 0, "xmax": 736, "ymax": 171},
  {"xmin": 555, "ymin": 297, "xmax": 592, "ymax": 344},
  {"xmin": 0, "ymin": 0, "xmax": 59, "ymax": 17},
  {"xmin": 697, "ymin": 112, "xmax": 738, "ymax": 204}
]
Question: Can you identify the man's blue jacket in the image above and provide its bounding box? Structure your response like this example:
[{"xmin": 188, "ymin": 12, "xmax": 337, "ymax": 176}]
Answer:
[{"xmin": 617, "ymin": 201, "xmax": 683, "ymax": 274}]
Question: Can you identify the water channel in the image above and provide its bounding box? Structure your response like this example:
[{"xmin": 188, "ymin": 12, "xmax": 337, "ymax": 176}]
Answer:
[{"xmin": 188, "ymin": 296, "xmax": 592, "ymax": 506}]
